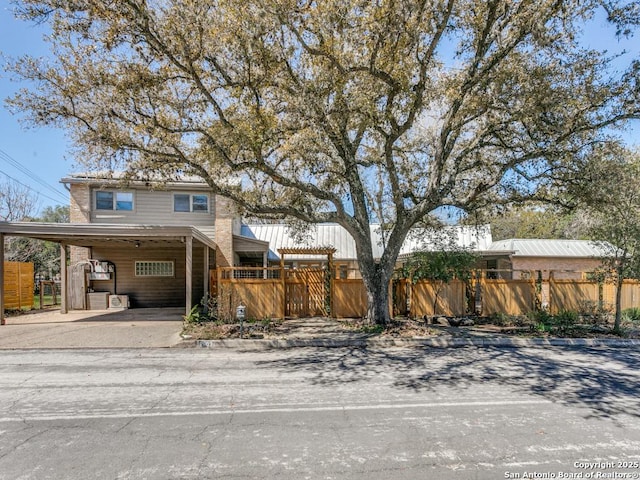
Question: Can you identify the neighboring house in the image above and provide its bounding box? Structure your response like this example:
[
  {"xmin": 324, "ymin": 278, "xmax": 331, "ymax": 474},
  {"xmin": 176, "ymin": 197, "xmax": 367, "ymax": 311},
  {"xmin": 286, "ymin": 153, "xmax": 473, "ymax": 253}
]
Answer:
[{"xmin": 485, "ymin": 239, "xmax": 610, "ymax": 280}]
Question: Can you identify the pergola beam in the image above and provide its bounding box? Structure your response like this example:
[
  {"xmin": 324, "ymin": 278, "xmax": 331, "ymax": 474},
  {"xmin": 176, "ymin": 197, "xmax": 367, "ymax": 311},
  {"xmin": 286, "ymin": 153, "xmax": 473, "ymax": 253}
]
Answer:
[{"xmin": 277, "ymin": 248, "xmax": 337, "ymax": 256}]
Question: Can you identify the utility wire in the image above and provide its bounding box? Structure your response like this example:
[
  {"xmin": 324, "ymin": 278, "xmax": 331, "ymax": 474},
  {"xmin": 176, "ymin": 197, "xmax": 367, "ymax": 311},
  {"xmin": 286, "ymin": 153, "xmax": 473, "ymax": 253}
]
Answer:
[
  {"xmin": 0, "ymin": 168, "xmax": 67, "ymax": 205},
  {"xmin": 0, "ymin": 148, "xmax": 68, "ymax": 202}
]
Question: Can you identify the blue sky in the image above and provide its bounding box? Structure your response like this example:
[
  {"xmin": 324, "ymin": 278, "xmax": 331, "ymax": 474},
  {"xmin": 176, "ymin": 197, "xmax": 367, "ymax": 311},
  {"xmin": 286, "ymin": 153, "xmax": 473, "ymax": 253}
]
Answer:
[
  {"xmin": 1, "ymin": 2, "xmax": 639, "ymax": 214},
  {"xmin": 0, "ymin": 3, "xmax": 70, "ymax": 212}
]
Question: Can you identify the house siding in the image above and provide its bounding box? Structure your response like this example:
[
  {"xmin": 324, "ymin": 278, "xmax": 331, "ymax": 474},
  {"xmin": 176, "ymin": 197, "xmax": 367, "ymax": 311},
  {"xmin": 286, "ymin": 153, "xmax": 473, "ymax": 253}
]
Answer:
[
  {"xmin": 90, "ymin": 245, "xmax": 206, "ymax": 308},
  {"xmin": 89, "ymin": 187, "xmax": 216, "ymax": 229}
]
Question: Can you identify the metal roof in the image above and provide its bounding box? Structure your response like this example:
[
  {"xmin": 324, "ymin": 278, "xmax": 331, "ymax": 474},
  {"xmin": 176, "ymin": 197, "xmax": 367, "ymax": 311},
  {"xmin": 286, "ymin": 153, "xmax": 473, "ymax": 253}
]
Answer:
[
  {"xmin": 487, "ymin": 239, "xmax": 612, "ymax": 257},
  {"xmin": 241, "ymin": 223, "xmax": 492, "ymax": 261}
]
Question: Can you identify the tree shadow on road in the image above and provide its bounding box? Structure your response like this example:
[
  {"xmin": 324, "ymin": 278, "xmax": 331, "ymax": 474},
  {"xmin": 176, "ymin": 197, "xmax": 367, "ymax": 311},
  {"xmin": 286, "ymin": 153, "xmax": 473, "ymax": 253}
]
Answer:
[{"xmin": 254, "ymin": 346, "xmax": 640, "ymax": 421}]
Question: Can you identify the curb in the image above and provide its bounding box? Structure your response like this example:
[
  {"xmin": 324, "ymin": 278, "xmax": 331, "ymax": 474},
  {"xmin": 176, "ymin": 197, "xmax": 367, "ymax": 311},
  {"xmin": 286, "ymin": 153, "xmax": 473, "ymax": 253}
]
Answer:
[{"xmin": 187, "ymin": 337, "xmax": 640, "ymax": 350}]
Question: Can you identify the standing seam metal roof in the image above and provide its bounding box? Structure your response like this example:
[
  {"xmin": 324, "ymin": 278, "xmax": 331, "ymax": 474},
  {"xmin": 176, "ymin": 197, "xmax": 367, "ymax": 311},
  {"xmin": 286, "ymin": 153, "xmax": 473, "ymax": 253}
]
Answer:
[
  {"xmin": 487, "ymin": 239, "xmax": 611, "ymax": 257},
  {"xmin": 240, "ymin": 223, "xmax": 493, "ymax": 261}
]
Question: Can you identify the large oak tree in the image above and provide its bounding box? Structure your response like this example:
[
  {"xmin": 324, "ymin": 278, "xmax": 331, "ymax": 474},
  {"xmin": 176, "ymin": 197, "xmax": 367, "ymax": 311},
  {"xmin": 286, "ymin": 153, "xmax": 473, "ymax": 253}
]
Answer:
[{"xmin": 6, "ymin": 0, "xmax": 640, "ymax": 323}]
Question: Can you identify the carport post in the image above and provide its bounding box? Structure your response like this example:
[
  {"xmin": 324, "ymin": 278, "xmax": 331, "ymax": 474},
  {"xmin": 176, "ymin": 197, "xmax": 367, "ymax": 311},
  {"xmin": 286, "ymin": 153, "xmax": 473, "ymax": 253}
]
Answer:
[
  {"xmin": 185, "ymin": 235, "xmax": 193, "ymax": 316},
  {"xmin": 1, "ymin": 233, "xmax": 5, "ymax": 325},
  {"xmin": 60, "ymin": 243, "xmax": 67, "ymax": 314},
  {"xmin": 203, "ymin": 245, "xmax": 210, "ymax": 302}
]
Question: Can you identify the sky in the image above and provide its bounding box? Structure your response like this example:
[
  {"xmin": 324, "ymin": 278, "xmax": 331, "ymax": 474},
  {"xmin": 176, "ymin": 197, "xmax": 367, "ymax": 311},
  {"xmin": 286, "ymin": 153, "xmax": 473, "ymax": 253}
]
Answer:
[
  {"xmin": 0, "ymin": 3, "xmax": 71, "ymax": 213},
  {"xmin": 1, "ymin": 2, "xmax": 639, "ymax": 215}
]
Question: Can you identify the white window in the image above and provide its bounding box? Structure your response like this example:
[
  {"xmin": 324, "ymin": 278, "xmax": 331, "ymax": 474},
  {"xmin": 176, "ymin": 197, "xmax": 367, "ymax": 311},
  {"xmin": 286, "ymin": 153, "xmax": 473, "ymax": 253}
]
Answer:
[
  {"xmin": 174, "ymin": 193, "xmax": 209, "ymax": 213},
  {"xmin": 96, "ymin": 191, "xmax": 134, "ymax": 211},
  {"xmin": 135, "ymin": 261, "xmax": 174, "ymax": 277}
]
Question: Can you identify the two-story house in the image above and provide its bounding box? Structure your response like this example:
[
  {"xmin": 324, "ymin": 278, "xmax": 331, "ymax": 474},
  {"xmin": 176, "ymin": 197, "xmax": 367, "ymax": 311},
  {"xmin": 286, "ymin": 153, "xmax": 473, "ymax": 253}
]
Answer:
[
  {"xmin": 62, "ymin": 173, "xmax": 282, "ymax": 310},
  {"xmin": 0, "ymin": 172, "xmax": 268, "ymax": 319}
]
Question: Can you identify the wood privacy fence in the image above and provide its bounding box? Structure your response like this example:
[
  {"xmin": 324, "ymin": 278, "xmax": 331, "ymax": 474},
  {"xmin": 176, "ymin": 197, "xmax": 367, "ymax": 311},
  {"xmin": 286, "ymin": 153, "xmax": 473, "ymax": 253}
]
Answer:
[
  {"xmin": 3, "ymin": 262, "xmax": 34, "ymax": 310},
  {"xmin": 210, "ymin": 267, "xmax": 640, "ymax": 319},
  {"xmin": 548, "ymin": 278, "xmax": 640, "ymax": 314}
]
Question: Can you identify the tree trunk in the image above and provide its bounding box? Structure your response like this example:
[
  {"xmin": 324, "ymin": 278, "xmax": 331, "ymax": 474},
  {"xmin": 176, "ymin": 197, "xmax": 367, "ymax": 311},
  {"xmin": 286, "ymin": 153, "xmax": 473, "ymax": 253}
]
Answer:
[
  {"xmin": 349, "ymin": 217, "xmax": 412, "ymax": 325},
  {"xmin": 614, "ymin": 269, "xmax": 623, "ymax": 333},
  {"xmin": 361, "ymin": 262, "xmax": 392, "ymax": 325}
]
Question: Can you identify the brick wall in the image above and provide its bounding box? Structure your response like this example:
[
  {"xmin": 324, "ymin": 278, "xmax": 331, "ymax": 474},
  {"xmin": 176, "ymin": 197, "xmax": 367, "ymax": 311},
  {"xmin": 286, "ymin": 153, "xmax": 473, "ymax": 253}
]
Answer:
[
  {"xmin": 213, "ymin": 195, "xmax": 237, "ymax": 267},
  {"xmin": 512, "ymin": 257, "xmax": 604, "ymax": 279},
  {"xmin": 69, "ymin": 183, "xmax": 91, "ymax": 264},
  {"xmin": 69, "ymin": 183, "xmax": 91, "ymax": 223}
]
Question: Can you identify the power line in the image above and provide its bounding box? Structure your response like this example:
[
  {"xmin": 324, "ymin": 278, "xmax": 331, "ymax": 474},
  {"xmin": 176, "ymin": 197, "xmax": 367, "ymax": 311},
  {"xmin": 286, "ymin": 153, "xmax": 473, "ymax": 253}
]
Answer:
[
  {"xmin": 0, "ymin": 168, "xmax": 67, "ymax": 206},
  {"xmin": 0, "ymin": 148, "xmax": 68, "ymax": 202}
]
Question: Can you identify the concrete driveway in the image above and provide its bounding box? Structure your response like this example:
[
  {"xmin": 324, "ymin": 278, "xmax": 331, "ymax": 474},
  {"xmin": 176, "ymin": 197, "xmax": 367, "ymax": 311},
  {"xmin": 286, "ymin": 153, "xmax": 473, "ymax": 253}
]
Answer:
[{"xmin": 0, "ymin": 308, "xmax": 184, "ymax": 349}]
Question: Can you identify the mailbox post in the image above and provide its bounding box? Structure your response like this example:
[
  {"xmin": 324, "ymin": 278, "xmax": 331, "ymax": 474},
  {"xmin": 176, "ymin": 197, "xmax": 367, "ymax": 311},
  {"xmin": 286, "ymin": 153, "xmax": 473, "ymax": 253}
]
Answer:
[{"xmin": 236, "ymin": 303, "xmax": 246, "ymax": 338}]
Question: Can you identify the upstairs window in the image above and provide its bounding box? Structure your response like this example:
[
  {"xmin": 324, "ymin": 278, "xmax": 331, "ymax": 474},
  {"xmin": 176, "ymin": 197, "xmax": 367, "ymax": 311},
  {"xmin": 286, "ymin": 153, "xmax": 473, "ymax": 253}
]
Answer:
[
  {"xmin": 96, "ymin": 191, "xmax": 134, "ymax": 211},
  {"xmin": 174, "ymin": 194, "xmax": 209, "ymax": 213}
]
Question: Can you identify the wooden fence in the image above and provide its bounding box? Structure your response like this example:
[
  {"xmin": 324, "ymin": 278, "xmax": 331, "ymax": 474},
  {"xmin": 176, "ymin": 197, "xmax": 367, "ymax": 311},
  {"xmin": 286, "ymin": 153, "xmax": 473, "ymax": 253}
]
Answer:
[
  {"xmin": 620, "ymin": 281, "xmax": 640, "ymax": 311},
  {"xmin": 549, "ymin": 278, "xmax": 640, "ymax": 314},
  {"xmin": 481, "ymin": 279, "xmax": 537, "ymax": 316},
  {"xmin": 3, "ymin": 262, "xmax": 34, "ymax": 310},
  {"xmin": 408, "ymin": 280, "xmax": 467, "ymax": 317},
  {"xmin": 212, "ymin": 268, "xmax": 285, "ymax": 321},
  {"xmin": 333, "ymin": 279, "xmax": 368, "ymax": 318},
  {"xmin": 210, "ymin": 267, "xmax": 640, "ymax": 320}
]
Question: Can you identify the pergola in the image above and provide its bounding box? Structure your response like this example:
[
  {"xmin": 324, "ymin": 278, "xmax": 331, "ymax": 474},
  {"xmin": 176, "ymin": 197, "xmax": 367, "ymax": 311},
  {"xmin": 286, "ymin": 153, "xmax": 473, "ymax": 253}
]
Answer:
[
  {"xmin": 0, "ymin": 222, "xmax": 217, "ymax": 324},
  {"xmin": 277, "ymin": 247, "xmax": 337, "ymax": 268}
]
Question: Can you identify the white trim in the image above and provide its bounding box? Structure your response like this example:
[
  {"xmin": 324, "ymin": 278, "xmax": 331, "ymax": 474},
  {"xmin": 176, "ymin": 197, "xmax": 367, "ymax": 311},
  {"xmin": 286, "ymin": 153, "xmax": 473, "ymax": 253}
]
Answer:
[
  {"xmin": 94, "ymin": 189, "xmax": 136, "ymax": 212},
  {"xmin": 173, "ymin": 193, "xmax": 210, "ymax": 213}
]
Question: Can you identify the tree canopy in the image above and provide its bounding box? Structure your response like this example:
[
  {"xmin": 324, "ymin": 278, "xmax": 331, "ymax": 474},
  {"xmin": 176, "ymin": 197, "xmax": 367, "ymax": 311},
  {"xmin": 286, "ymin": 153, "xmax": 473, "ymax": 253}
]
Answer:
[
  {"xmin": 6, "ymin": 0, "xmax": 640, "ymax": 323},
  {"xmin": 576, "ymin": 146, "xmax": 640, "ymax": 331}
]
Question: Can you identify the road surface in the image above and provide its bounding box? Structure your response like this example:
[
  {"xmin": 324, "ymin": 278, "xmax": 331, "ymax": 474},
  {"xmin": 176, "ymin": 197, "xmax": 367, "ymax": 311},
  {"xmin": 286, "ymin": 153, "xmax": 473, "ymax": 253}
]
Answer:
[{"xmin": 1, "ymin": 346, "xmax": 639, "ymax": 479}]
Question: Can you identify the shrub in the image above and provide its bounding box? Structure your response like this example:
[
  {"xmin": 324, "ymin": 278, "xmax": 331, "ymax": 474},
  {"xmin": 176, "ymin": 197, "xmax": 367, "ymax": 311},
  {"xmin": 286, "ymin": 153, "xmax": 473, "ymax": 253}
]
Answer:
[
  {"xmin": 526, "ymin": 309, "xmax": 553, "ymax": 325},
  {"xmin": 555, "ymin": 309, "xmax": 579, "ymax": 325},
  {"xmin": 622, "ymin": 307, "xmax": 640, "ymax": 324},
  {"xmin": 489, "ymin": 312, "xmax": 516, "ymax": 326}
]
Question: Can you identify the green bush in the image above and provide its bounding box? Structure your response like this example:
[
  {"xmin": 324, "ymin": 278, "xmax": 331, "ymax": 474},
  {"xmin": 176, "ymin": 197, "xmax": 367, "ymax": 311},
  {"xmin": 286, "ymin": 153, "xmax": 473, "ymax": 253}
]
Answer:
[
  {"xmin": 555, "ymin": 309, "xmax": 579, "ymax": 325},
  {"xmin": 622, "ymin": 307, "xmax": 640, "ymax": 324},
  {"xmin": 526, "ymin": 309, "xmax": 553, "ymax": 325},
  {"xmin": 183, "ymin": 305, "xmax": 205, "ymax": 324},
  {"xmin": 183, "ymin": 295, "xmax": 219, "ymax": 324},
  {"xmin": 489, "ymin": 312, "xmax": 520, "ymax": 326}
]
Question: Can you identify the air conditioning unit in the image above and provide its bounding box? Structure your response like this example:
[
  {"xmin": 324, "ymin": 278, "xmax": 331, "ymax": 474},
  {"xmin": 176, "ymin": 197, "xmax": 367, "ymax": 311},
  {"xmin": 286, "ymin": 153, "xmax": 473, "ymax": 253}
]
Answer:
[{"xmin": 109, "ymin": 295, "xmax": 130, "ymax": 309}]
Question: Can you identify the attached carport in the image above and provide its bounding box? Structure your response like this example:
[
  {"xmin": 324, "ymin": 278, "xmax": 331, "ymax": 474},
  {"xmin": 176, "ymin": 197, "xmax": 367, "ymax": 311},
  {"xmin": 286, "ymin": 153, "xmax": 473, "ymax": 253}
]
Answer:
[{"xmin": 0, "ymin": 222, "xmax": 217, "ymax": 325}]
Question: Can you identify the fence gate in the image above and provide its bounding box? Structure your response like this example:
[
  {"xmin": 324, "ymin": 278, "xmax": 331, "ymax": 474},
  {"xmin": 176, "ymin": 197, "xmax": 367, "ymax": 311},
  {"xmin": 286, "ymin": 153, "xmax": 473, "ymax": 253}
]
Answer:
[{"xmin": 285, "ymin": 268, "xmax": 328, "ymax": 317}]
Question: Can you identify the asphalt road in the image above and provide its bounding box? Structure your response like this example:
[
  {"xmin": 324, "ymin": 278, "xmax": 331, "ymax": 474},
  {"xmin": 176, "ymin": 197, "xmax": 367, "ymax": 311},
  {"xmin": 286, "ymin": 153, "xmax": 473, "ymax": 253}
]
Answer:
[{"xmin": 1, "ymin": 346, "xmax": 640, "ymax": 480}]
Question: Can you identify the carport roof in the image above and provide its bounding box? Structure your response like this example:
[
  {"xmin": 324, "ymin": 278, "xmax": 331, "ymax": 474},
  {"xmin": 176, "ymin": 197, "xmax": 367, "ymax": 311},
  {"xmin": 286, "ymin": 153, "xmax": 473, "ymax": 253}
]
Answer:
[{"xmin": 0, "ymin": 222, "xmax": 217, "ymax": 249}]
